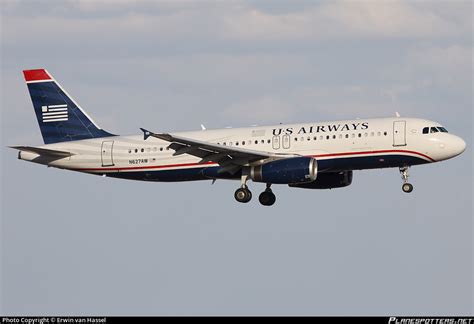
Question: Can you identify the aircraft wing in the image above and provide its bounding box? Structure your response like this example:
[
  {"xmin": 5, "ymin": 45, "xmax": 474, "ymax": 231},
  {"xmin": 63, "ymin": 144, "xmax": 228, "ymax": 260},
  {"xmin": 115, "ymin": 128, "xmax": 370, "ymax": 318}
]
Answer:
[
  {"xmin": 9, "ymin": 146, "xmax": 74, "ymax": 157},
  {"xmin": 140, "ymin": 128, "xmax": 293, "ymax": 173}
]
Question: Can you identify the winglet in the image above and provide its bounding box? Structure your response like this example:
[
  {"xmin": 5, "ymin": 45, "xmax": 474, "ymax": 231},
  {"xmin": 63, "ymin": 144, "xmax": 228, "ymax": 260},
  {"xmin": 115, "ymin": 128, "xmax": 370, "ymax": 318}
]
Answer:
[{"xmin": 140, "ymin": 128, "xmax": 152, "ymax": 140}]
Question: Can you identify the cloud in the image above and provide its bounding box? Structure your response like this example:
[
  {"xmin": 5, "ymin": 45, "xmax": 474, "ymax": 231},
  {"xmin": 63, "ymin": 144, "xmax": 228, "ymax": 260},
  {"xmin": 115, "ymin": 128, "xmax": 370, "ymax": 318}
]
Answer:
[
  {"xmin": 380, "ymin": 45, "xmax": 473, "ymax": 90},
  {"xmin": 222, "ymin": 1, "xmax": 466, "ymax": 41},
  {"xmin": 2, "ymin": 0, "xmax": 471, "ymax": 130},
  {"xmin": 2, "ymin": 0, "xmax": 469, "ymax": 53},
  {"xmin": 220, "ymin": 95, "xmax": 295, "ymax": 125}
]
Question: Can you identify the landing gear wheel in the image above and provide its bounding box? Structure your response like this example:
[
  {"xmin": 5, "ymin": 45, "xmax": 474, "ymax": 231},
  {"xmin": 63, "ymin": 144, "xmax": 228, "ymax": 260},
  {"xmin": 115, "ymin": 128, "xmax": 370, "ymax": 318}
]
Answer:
[
  {"xmin": 399, "ymin": 166, "xmax": 414, "ymax": 194},
  {"xmin": 234, "ymin": 187, "xmax": 252, "ymax": 203},
  {"xmin": 259, "ymin": 190, "xmax": 276, "ymax": 206},
  {"xmin": 402, "ymin": 183, "xmax": 414, "ymax": 193}
]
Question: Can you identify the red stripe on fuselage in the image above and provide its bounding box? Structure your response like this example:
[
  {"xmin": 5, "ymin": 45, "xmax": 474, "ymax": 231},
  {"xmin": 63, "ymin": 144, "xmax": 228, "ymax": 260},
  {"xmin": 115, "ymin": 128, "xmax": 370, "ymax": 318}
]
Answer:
[
  {"xmin": 77, "ymin": 161, "xmax": 217, "ymax": 172},
  {"xmin": 23, "ymin": 69, "xmax": 52, "ymax": 82},
  {"xmin": 314, "ymin": 149, "xmax": 435, "ymax": 162},
  {"xmin": 73, "ymin": 149, "xmax": 434, "ymax": 173}
]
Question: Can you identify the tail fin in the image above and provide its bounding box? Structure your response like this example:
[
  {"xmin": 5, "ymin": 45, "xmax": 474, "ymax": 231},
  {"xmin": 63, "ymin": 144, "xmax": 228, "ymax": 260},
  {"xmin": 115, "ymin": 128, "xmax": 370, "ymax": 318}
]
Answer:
[{"xmin": 23, "ymin": 69, "xmax": 114, "ymax": 144}]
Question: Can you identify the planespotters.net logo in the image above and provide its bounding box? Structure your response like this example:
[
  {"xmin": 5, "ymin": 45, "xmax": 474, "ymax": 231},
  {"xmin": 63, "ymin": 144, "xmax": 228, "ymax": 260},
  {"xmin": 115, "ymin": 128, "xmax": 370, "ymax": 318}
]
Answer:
[{"xmin": 389, "ymin": 318, "xmax": 473, "ymax": 324}]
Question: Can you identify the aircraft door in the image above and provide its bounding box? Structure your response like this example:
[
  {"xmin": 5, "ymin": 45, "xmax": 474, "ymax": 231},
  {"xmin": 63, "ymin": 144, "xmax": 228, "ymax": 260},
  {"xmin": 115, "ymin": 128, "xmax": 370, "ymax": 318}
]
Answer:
[
  {"xmin": 393, "ymin": 121, "xmax": 407, "ymax": 147},
  {"xmin": 282, "ymin": 134, "xmax": 291, "ymax": 149},
  {"xmin": 272, "ymin": 135, "xmax": 281, "ymax": 150},
  {"xmin": 101, "ymin": 140, "xmax": 115, "ymax": 166}
]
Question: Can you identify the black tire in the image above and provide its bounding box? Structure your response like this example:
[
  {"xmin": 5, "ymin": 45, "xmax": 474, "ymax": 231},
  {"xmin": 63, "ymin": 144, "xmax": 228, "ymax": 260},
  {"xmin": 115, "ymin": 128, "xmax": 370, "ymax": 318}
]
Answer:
[
  {"xmin": 402, "ymin": 183, "xmax": 414, "ymax": 193},
  {"xmin": 235, "ymin": 188, "xmax": 252, "ymax": 203},
  {"xmin": 259, "ymin": 190, "xmax": 276, "ymax": 206}
]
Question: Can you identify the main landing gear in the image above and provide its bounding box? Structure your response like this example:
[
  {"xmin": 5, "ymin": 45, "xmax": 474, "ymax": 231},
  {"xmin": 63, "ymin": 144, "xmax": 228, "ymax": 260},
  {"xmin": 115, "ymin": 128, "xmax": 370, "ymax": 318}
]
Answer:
[
  {"xmin": 234, "ymin": 176, "xmax": 276, "ymax": 206},
  {"xmin": 234, "ymin": 186, "xmax": 252, "ymax": 203},
  {"xmin": 258, "ymin": 184, "xmax": 276, "ymax": 207},
  {"xmin": 234, "ymin": 175, "xmax": 252, "ymax": 203},
  {"xmin": 400, "ymin": 166, "xmax": 414, "ymax": 193}
]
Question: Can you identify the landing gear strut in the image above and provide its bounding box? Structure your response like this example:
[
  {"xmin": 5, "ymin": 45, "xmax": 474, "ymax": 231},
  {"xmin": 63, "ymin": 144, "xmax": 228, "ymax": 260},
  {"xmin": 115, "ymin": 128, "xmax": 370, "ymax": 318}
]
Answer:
[
  {"xmin": 234, "ymin": 175, "xmax": 252, "ymax": 203},
  {"xmin": 400, "ymin": 166, "xmax": 414, "ymax": 193},
  {"xmin": 259, "ymin": 183, "xmax": 276, "ymax": 206}
]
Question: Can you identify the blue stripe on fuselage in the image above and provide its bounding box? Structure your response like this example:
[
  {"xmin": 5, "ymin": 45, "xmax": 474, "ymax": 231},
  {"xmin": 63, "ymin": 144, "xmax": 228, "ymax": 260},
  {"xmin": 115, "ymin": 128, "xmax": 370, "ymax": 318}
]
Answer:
[{"xmin": 101, "ymin": 154, "xmax": 429, "ymax": 182}]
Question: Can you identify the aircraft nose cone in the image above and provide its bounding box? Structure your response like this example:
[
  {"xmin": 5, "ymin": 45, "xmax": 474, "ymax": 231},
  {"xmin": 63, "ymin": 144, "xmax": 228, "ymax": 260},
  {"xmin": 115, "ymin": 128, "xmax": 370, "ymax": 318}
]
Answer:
[{"xmin": 451, "ymin": 135, "xmax": 466, "ymax": 157}]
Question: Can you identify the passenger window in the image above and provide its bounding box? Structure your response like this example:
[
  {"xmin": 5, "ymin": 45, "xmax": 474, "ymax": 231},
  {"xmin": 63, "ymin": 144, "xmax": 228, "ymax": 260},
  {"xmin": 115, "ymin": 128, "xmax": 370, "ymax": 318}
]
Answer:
[
  {"xmin": 135, "ymin": 149, "xmax": 138, "ymax": 153},
  {"xmin": 326, "ymin": 135, "xmax": 330, "ymax": 140},
  {"xmin": 345, "ymin": 134, "xmax": 349, "ymax": 139},
  {"xmin": 313, "ymin": 136, "xmax": 317, "ymax": 141},
  {"xmin": 358, "ymin": 133, "xmax": 362, "ymax": 138},
  {"xmin": 422, "ymin": 127, "xmax": 429, "ymax": 134},
  {"xmin": 332, "ymin": 135, "xmax": 336, "ymax": 139},
  {"xmin": 295, "ymin": 137, "xmax": 298, "ymax": 142},
  {"xmin": 255, "ymin": 140, "xmax": 258, "ymax": 144},
  {"xmin": 384, "ymin": 132, "xmax": 388, "ymax": 136}
]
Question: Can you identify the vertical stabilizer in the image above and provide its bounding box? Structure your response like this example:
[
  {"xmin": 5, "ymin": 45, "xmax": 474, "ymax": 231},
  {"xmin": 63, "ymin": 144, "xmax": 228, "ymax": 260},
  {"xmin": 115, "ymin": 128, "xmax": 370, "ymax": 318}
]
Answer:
[{"xmin": 23, "ymin": 69, "xmax": 114, "ymax": 144}]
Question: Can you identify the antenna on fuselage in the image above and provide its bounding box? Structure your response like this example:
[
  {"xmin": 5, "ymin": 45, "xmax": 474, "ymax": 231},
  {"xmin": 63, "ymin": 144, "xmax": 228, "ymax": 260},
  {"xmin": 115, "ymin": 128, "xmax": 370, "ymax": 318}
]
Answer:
[
  {"xmin": 200, "ymin": 124, "xmax": 206, "ymax": 131},
  {"xmin": 395, "ymin": 112, "xmax": 401, "ymax": 118}
]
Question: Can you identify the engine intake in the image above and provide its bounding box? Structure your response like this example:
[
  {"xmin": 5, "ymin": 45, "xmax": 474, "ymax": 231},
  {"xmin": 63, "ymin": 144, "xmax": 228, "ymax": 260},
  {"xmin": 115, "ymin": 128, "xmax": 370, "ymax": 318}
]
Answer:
[{"xmin": 249, "ymin": 157, "xmax": 317, "ymax": 184}]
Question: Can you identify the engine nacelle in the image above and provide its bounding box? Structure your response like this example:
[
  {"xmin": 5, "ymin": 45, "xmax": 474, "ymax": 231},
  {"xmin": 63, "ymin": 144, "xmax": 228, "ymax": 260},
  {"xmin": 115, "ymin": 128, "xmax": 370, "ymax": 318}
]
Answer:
[
  {"xmin": 249, "ymin": 157, "xmax": 317, "ymax": 185},
  {"xmin": 289, "ymin": 171, "xmax": 353, "ymax": 189}
]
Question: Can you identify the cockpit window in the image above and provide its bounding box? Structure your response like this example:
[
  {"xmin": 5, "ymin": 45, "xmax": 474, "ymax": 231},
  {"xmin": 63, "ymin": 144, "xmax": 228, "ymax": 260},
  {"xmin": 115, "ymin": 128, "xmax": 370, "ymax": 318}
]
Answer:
[{"xmin": 423, "ymin": 126, "xmax": 448, "ymax": 134}]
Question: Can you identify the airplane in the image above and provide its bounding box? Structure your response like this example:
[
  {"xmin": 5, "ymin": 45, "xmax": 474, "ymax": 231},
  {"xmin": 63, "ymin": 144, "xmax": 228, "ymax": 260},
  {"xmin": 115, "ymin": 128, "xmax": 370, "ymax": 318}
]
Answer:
[{"xmin": 11, "ymin": 69, "xmax": 467, "ymax": 206}]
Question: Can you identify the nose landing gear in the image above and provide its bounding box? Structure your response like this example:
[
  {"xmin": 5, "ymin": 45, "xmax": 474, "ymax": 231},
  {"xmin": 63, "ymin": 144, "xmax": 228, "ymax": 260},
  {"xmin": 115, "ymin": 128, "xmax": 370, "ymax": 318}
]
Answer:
[{"xmin": 400, "ymin": 166, "xmax": 414, "ymax": 193}]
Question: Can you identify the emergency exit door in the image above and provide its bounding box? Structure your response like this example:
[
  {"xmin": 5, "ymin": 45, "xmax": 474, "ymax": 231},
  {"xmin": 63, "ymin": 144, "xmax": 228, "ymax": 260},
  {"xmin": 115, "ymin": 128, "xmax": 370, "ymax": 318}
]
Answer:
[{"xmin": 101, "ymin": 140, "xmax": 115, "ymax": 166}]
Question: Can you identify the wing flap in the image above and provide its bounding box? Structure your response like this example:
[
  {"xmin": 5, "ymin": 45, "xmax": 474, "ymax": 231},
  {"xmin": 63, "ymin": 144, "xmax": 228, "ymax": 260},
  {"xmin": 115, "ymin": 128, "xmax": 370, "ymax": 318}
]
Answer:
[{"xmin": 140, "ymin": 128, "xmax": 292, "ymax": 168}]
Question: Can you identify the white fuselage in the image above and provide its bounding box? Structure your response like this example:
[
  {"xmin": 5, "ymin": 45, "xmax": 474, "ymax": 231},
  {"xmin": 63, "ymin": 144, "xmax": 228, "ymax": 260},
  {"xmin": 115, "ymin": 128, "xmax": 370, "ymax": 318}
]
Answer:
[{"xmin": 18, "ymin": 117, "xmax": 466, "ymax": 182}]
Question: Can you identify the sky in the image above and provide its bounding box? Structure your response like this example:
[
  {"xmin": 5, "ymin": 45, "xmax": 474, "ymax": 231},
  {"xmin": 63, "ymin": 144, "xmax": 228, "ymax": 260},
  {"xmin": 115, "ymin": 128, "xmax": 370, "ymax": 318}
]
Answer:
[{"xmin": 1, "ymin": 0, "xmax": 473, "ymax": 315}]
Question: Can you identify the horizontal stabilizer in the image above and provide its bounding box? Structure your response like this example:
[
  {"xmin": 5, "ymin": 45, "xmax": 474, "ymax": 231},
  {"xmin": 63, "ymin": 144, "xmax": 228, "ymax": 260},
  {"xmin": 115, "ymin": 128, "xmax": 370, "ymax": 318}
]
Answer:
[{"xmin": 9, "ymin": 146, "xmax": 74, "ymax": 157}]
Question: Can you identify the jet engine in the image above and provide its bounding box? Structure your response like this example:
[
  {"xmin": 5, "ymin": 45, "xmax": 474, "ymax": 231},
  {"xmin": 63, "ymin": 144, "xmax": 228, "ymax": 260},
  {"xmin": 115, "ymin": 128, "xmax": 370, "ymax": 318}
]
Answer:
[
  {"xmin": 289, "ymin": 171, "xmax": 353, "ymax": 189},
  {"xmin": 248, "ymin": 157, "xmax": 317, "ymax": 184}
]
